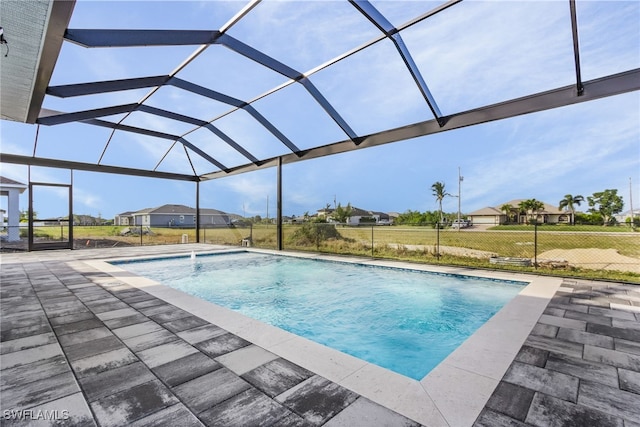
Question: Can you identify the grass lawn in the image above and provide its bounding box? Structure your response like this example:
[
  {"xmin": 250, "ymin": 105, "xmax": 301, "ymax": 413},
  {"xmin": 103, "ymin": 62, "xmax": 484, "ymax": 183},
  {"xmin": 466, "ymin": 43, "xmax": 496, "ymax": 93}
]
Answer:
[
  {"xmin": 23, "ymin": 224, "xmax": 640, "ymax": 283},
  {"xmin": 490, "ymin": 224, "xmax": 637, "ymax": 232}
]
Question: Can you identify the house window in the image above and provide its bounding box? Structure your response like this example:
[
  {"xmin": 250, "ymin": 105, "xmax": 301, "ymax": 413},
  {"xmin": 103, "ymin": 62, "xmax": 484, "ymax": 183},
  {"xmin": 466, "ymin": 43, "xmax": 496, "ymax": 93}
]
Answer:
[
  {"xmin": 179, "ymin": 215, "xmax": 184, "ymax": 224},
  {"xmin": 193, "ymin": 216, "xmax": 196, "ymax": 224}
]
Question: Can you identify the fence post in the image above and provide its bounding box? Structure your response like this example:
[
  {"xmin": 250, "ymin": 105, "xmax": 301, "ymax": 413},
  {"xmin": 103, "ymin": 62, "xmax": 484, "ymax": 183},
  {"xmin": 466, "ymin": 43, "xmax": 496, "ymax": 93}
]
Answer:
[
  {"xmin": 436, "ymin": 222, "xmax": 440, "ymax": 259},
  {"xmin": 534, "ymin": 222, "xmax": 538, "ymax": 269},
  {"xmin": 371, "ymin": 224, "xmax": 374, "ymax": 258}
]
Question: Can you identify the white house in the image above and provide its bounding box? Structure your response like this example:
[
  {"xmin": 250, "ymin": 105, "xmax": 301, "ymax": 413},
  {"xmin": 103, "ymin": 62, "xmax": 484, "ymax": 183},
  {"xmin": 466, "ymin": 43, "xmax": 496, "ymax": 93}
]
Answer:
[
  {"xmin": 614, "ymin": 209, "xmax": 640, "ymax": 224},
  {"xmin": 0, "ymin": 176, "xmax": 27, "ymax": 241},
  {"xmin": 468, "ymin": 199, "xmax": 571, "ymax": 225}
]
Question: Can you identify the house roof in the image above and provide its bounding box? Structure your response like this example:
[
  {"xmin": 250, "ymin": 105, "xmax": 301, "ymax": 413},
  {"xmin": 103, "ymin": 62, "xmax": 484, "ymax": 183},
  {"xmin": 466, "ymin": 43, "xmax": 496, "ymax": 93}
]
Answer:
[
  {"xmin": 122, "ymin": 204, "xmax": 228, "ymax": 216},
  {"xmin": 468, "ymin": 207, "xmax": 503, "ymax": 216},
  {"xmin": 501, "ymin": 199, "xmax": 565, "ymax": 214},
  {"xmin": 0, "ymin": 176, "xmax": 28, "ymax": 193},
  {"xmin": 0, "ymin": 176, "xmax": 27, "ymax": 187},
  {"xmin": 469, "ymin": 199, "xmax": 567, "ymax": 216}
]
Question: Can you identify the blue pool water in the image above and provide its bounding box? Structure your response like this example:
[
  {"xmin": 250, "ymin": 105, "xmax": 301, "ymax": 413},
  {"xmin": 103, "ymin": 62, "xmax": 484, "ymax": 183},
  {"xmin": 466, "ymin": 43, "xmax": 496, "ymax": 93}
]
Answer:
[{"xmin": 115, "ymin": 252, "xmax": 526, "ymax": 379}]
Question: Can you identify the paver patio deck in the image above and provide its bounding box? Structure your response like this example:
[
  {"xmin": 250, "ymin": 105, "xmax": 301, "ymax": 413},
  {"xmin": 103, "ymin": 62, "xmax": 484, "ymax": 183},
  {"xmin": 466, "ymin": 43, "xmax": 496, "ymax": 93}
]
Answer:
[{"xmin": 1, "ymin": 244, "xmax": 638, "ymax": 426}]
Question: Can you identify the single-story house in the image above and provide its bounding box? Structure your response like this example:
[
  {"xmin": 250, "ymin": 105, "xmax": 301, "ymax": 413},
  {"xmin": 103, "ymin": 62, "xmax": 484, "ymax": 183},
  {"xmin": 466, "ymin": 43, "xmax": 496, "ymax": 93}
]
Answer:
[
  {"xmin": 468, "ymin": 199, "xmax": 571, "ymax": 225},
  {"xmin": 317, "ymin": 206, "xmax": 392, "ymax": 225},
  {"xmin": 115, "ymin": 204, "xmax": 231, "ymax": 227},
  {"xmin": 614, "ymin": 209, "xmax": 640, "ymax": 224}
]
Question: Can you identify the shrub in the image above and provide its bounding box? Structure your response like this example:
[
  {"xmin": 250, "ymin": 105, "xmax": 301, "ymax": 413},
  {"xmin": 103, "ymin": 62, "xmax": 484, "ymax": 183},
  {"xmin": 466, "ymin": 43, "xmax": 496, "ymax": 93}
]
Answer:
[{"xmin": 289, "ymin": 221, "xmax": 342, "ymax": 246}]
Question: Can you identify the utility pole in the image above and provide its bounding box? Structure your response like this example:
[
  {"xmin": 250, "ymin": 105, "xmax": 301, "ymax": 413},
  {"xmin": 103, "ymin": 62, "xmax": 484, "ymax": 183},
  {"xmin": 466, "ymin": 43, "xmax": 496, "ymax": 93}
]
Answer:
[
  {"xmin": 630, "ymin": 177, "xmax": 635, "ymax": 227},
  {"xmin": 457, "ymin": 167, "xmax": 464, "ymax": 231}
]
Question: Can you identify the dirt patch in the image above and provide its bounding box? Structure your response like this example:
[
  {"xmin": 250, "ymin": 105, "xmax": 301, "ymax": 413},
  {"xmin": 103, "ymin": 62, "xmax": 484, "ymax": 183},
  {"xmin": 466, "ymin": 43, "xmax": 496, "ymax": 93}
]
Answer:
[
  {"xmin": 387, "ymin": 243, "xmax": 497, "ymax": 259},
  {"xmin": 538, "ymin": 248, "xmax": 640, "ymax": 274}
]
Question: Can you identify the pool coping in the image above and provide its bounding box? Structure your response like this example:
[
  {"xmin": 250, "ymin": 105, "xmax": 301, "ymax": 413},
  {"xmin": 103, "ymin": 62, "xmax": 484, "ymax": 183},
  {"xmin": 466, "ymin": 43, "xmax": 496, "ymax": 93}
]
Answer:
[{"xmin": 84, "ymin": 248, "xmax": 562, "ymax": 426}]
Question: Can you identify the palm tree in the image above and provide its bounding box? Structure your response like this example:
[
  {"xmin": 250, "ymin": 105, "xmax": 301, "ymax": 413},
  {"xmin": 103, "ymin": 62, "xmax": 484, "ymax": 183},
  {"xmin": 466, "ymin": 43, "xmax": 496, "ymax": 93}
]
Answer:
[
  {"xmin": 519, "ymin": 199, "xmax": 544, "ymax": 224},
  {"xmin": 431, "ymin": 181, "xmax": 451, "ymax": 224},
  {"xmin": 558, "ymin": 194, "xmax": 584, "ymax": 225},
  {"xmin": 499, "ymin": 204, "xmax": 514, "ymax": 224}
]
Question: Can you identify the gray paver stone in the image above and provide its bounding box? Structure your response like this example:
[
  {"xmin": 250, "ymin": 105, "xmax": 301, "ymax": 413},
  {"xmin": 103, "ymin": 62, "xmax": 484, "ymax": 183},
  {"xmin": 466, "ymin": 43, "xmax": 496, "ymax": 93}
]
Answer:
[
  {"xmin": 578, "ymin": 379, "xmax": 640, "ymax": 422},
  {"xmin": 136, "ymin": 340, "xmax": 198, "ymax": 368},
  {"xmin": 0, "ymin": 371, "xmax": 80, "ymax": 411},
  {"xmin": 524, "ymin": 335, "xmax": 583, "ymax": 359},
  {"xmin": 485, "ymin": 381, "xmax": 535, "ymax": 421},
  {"xmin": 79, "ymin": 361, "xmax": 156, "ymax": 401},
  {"xmin": 526, "ymin": 392, "xmax": 623, "ymax": 427},
  {"xmin": 112, "ymin": 320, "xmax": 165, "ymax": 340},
  {"xmin": 128, "ymin": 403, "xmax": 204, "ymax": 427},
  {"xmin": 277, "ymin": 375, "xmax": 359, "ymax": 426},
  {"xmin": 161, "ymin": 316, "xmax": 210, "ymax": 333},
  {"xmin": 514, "ymin": 346, "xmax": 549, "ymax": 368},
  {"xmin": 70, "ymin": 347, "xmax": 138, "ymax": 378},
  {"xmin": 587, "ymin": 323, "xmax": 640, "ymax": 343},
  {"xmin": 90, "ymin": 380, "xmax": 178, "ymax": 427},
  {"xmin": 474, "ymin": 408, "xmax": 528, "ymax": 427},
  {"xmin": 584, "ymin": 345, "xmax": 640, "ymax": 371},
  {"xmin": 199, "ymin": 387, "xmax": 293, "ymax": 427},
  {"xmin": 545, "ymin": 353, "xmax": 619, "ymax": 388},
  {"xmin": 242, "ymin": 358, "xmax": 314, "ymax": 398},
  {"xmin": 122, "ymin": 329, "xmax": 180, "ymax": 353},
  {"xmin": 196, "ymin": 333, "xmax": 251, "ymax": 358},
  {"xmin": 172, "ymin": 368, "xmax": 251, "ymax": 413},
  {"xmin": 557, "ymin": 327, "xmax": 615, "ymax": 349},
  {"xmin": 65, "ymin": 335, "xmax": 126, "ymax": 362},
  {"xmin": 619, "ymin": 368, "xmax": 640, "ymax": 394},
  {"xmin": 153, "ymin": 352, "xmax": 220, "ymax": 387},
  {"xmin": 503, "ymin": 361, "xmax": 579, "ymax": 403}
]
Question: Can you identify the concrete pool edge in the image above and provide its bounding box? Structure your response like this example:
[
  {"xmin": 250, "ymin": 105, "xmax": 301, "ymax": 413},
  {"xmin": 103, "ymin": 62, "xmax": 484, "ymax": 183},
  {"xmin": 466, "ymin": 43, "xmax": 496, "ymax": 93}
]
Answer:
[{"xmin": 84, "ymin": 248, "xmax": 562, "ymax": 427}]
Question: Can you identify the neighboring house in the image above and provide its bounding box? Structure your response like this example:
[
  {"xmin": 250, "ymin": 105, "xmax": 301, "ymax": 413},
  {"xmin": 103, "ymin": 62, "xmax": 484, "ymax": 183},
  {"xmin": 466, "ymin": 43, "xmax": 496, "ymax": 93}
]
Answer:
[
  {"xmin": 467, "ymin": 206, "xmax": 505, "ymax": 226},
  {"xmin": 0, "ymin": 176, "xmax": 28, "ymax": 241},
  {"xmin": 614, "ymin": 209, "xmax": 640, "ymax": 224},
  {"xmin": 114, "ymin": 204, "xmax": 231, "ymax": 227},
  {"xmin": 317, "ymin": 206, "xmax": 392, "ymax": 225},
  {"xmin": 114, "ymin": 211, "xmax": 135, "ymax": 226},
  {"xmin": 468, "ymin": 199, "xmax": 571, "ymax": 225}
]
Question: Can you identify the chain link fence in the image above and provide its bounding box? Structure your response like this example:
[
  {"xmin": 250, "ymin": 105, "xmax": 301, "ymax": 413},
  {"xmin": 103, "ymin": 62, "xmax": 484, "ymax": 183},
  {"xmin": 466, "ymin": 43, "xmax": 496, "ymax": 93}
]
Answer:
[{"xmin": 2, "ymin": 222, "xmax": 638, "ymax": 282}]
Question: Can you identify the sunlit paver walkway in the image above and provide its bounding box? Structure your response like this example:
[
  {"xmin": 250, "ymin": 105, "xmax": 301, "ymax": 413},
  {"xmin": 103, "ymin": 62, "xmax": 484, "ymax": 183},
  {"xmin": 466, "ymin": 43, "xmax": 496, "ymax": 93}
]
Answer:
[
  {"xmin": 1, "ymin": 245, "xmax": 639, "ymax": 426},
  {"xmin": 475, "ymin": 279, "xmax": 640, "ymax": 426}
]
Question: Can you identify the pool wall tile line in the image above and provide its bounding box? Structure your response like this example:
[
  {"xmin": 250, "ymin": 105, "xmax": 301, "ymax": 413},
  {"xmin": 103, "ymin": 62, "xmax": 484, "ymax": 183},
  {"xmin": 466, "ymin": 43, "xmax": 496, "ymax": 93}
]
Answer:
[{"xmin": 84, "ymin": 248, "xmax": 562, "ymax": 426}]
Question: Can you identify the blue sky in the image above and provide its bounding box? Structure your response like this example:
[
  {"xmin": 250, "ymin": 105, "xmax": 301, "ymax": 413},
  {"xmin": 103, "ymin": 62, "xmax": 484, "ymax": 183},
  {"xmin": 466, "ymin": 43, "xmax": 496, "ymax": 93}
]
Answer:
[{"xmin": 1, "ymin": 0, "xmax": 639, "ymax": 220}]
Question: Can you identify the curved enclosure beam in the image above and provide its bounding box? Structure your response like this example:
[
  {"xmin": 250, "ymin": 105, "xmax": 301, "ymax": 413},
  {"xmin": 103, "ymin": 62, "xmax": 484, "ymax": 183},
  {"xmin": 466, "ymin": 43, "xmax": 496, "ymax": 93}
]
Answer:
[
  {"xmin": 350, "ymin": 0, "xmax": 443, "ymax": 124},
  {"xmin": 47, "ymin": 76, "xmax": 171, "ymax": 98},
  {"xmin": 64, "ymin": 29, "xmax": 222, "ymax": 47},
  {"xmin": 201, "ymin": 68, "xmax": 640, "ymax": 180},
  {"xmin": 37, "ymin": 103, "xmax": 137, "ymax": 125}
]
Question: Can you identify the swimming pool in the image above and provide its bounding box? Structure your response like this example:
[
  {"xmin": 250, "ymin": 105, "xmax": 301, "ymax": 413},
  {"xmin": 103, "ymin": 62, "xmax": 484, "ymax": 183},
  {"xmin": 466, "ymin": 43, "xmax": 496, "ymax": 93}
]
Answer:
[{"xmin": 115, "ymin": 251, "xmax": 527, "ymax": 380}]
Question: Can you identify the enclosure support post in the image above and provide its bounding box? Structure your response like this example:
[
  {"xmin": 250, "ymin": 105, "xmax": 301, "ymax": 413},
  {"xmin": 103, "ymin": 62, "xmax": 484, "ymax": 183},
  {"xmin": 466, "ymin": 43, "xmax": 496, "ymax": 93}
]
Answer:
[
  {"xmin": 196, "ymin": 180, "xmax": 200, "ymax": 243},
  {"xmin": 69, "ymin": 170, "xmax": 73, "ymax": 248},
  {"xmin": 277, "ymin": 156, "xmax": 283, "ymax": 251}
]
